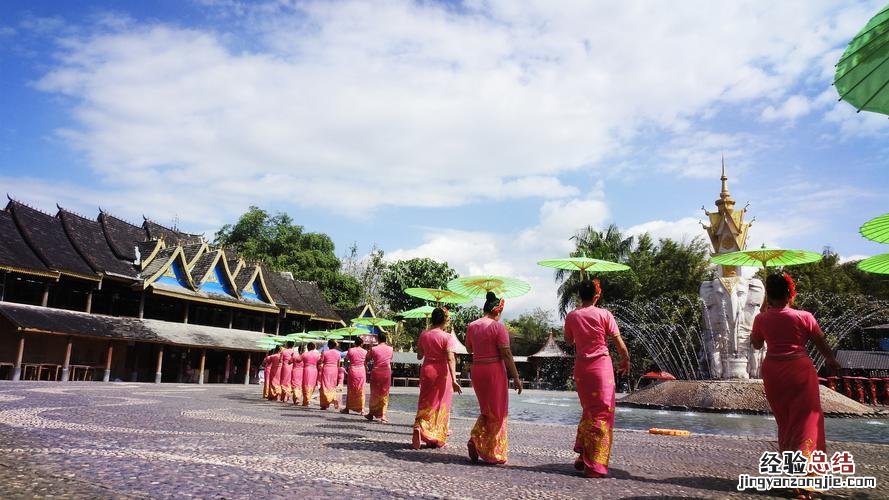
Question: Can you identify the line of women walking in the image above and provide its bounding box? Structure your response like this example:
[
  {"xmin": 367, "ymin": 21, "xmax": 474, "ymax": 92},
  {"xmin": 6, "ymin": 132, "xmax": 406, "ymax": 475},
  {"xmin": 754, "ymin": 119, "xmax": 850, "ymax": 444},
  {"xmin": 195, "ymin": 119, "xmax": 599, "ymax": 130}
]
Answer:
[
  {"xmin": 261, "ymin": 334, "xmax": 395, "ymax": 422},
  {"xmin": 411, "ymin": 283, "xmax": 629, "ymax": 477}
]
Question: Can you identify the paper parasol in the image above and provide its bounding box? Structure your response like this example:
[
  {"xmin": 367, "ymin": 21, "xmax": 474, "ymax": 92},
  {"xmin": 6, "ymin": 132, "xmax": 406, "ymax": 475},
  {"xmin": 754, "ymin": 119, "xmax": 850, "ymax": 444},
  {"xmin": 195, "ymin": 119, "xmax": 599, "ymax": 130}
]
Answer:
[
  {"xmin": 446, "ymin": 275, "xmax": 531, "ymax": 299},
  {"xmin": 834, "ymin": 3, "xmax": 889, "ymax": 115},
  {"xmin": 710, "ymin": 247, "xmax": 822, "ymax": 269},
  {"xmin": 537, "ymin": 257, "xmax": 630, "ymax": 273},
  {"xmin": 860, "ymin": 213, "xmax": 889, "ymax": 244},
  {"xmin": 857, "ymin": 253, "xmax": 889, "ymax": 274},
  {"xmin": 351, "ymin": 317, "xmax": 397, "ymax": 327},
  {"xmin": 403, "ymin": 287, "xmax": 471, "ymax": 304},
  {"xmin": 330, "ymin": 326, "xmax": 370, "ymax": 336},
  {"xmin": 399, "ymin": 305, "xmax": 435, "ymax": 319}
]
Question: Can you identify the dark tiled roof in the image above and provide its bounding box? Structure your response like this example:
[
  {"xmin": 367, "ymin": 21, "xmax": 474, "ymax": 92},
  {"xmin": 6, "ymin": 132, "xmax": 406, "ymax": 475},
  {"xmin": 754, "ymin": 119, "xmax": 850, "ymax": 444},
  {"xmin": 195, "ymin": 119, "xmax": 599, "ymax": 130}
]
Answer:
[
  {"xmin": 7, "ymin": 201, "xmax": 97, "ymax": 279},
  {"xmin": 262, "ymin": 266, "xmax": 320, "ymax": 315},
  {"xmin": 0, "ymin": 210, "xmax": 56, "ymax": 277},
  {"xmin": 336, "ymin": 306, "xmax": 364, "ymax": 321},
  {"xmin": 98, "ymin": 212, "xmax": 146, "ymax": 261},
  {"xmin": 137, "ymin": 240, "xmax": 163, "ymax": 267},
  {"xmin": 294, "ymin": 280, "xmax": 342, "ymax": 322},
  {"xmin": 143, "ymin": 219, "xmax": 202, "ymax": 246},
  {"xmin": 58, "ymin": 208, "xmax": 138, "ymax": 279},
  {"xmin": 836, "ymin": 350, "xmax": 889, "ymax": 370},
  {"xmin": 235, "ymin": 265, "xmax": 257, "ymax": 291},
  {"xmin": 141, "ymin": 246, "xmax": 178, "ymax": 280},
  {"xmin": 191, "ymin": 250, "xmax": 220, "ymax": 284},
  {"xmin": 182, "ymin": 243, "xmax": 206, "ymax": 266},
  {"xmin": 0, "ymin": 301, "xmax": 266, "ymax": 351}
]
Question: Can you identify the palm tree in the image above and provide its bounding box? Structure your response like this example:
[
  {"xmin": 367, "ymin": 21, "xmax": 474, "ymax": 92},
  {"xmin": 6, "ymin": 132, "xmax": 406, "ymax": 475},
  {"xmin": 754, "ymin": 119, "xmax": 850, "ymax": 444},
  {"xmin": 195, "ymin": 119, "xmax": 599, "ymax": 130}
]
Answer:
[{"xmin": 554, "ymin": 224, "xmax": 635, "ymax": 317}]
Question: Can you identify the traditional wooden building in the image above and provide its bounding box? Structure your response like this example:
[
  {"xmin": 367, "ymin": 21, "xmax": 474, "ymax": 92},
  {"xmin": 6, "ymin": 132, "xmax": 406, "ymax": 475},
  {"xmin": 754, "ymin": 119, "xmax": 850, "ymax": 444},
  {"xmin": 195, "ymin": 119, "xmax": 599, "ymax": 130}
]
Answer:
[{"xmin": 0, "ymin": 198, "xmax": 344, "ymax": 384}]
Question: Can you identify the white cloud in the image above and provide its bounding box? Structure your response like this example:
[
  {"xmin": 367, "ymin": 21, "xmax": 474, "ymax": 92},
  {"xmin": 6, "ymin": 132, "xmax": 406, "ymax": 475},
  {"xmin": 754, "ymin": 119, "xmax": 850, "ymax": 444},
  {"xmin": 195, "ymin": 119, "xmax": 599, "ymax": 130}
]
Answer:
[
  {"xmin": 625, "ymin": 217, "xmax": 704, "ymax": 243},
  {"xmin": 839, "ymin": 254, "xmax": 869, "ymax": 264},
  {"xmin": 760, "ymin": 95, "xmax": 812, "ymax": 122},
  {"xmin": 5, "ymin": 0, "xmax": 872, "ymax": 227}
]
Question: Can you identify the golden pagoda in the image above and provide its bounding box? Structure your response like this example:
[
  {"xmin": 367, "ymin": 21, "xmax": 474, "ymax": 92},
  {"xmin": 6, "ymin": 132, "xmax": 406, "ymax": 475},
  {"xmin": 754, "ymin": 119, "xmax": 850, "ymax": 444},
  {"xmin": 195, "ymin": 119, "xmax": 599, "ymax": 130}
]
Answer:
[{"xmin": 701, "ymin": 159, "xmax": 753, "ymax": 278}]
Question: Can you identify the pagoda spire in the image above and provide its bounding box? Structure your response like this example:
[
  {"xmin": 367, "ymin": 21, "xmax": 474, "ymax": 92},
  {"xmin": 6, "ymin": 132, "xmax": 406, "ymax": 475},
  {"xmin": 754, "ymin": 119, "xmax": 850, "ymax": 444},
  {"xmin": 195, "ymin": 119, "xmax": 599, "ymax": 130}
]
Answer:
[{"xmin": 700, "ymin": 160, "xmax": 752, "ymax": 277}]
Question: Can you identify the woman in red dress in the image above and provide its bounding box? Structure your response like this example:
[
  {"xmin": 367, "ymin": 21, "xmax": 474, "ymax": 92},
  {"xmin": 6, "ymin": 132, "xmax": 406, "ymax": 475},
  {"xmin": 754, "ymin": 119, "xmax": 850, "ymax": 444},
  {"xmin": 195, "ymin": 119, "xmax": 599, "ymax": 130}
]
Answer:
[
  {"xmin": 319, "ymin": 340, "xmax": 342, "ymax": 410},
  {"xmin": 466, "ymin": 292, "xmax": 522, "ymax": 465},
  {"xmin": 342, "ymin": 342, "xmax": 367, "ymax": 414},
  {"xmin": 366, "ymin": 332, "xmax": 394, "ymax": 423},
  {"xmin": 564, "ymin": 279, "xmax": 630, "ymax": 478},
  {"xmin": 752, "ymin": 274, "xmax": 840, "ymax": 462},
  {"xmin": 412, "ymin": 307, "xmax": 461, "ymax": 449}
]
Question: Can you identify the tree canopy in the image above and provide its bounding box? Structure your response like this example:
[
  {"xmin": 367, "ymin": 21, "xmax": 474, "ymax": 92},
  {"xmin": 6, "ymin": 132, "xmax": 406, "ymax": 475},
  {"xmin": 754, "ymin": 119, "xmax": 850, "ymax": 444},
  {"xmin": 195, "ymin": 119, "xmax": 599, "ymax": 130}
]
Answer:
[
  {"xmin": 554, "ymin": 224, "xmax": 712, "ymax": 316},
  {"xmin": 380, "ymin": 257, "xmax": 460, "ymax": 314},
  {"xmin": 214, "ymin": 206, "xmax": 361, "ymax": 308}
]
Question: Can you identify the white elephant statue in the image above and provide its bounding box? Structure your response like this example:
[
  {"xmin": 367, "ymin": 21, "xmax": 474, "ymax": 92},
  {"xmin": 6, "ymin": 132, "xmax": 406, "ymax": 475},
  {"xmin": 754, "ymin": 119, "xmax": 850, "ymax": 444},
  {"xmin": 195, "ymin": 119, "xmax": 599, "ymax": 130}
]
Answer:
[{"xmin": 700, "ymin": 277, "xmax": 765, "ymax": 379}]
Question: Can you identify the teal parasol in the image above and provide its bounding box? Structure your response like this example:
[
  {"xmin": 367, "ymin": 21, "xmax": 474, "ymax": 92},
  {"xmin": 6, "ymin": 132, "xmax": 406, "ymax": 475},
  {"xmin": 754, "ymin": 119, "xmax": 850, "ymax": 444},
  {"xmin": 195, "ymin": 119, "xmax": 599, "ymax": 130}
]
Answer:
[
  {"xmin": 834, "ymin": 3, "xmax": 889, "ymax": 115},
  {"xmin": 399, "ymin": 305, "xmax": 435, "ymax": 319},
  {"xmin": 351, "ymin": 317, "xmax": 397, "ymax": 327},
  {"xmin": 330, "ymin": 326, "xmax": 370, "ymax": 336},
  {"xmin": 537, "ymin": 257, "xmax": 630, "ymax": 273},
  {"xmin": 446, "ymin": 275, "xmax": 531, "ymax": 299}
]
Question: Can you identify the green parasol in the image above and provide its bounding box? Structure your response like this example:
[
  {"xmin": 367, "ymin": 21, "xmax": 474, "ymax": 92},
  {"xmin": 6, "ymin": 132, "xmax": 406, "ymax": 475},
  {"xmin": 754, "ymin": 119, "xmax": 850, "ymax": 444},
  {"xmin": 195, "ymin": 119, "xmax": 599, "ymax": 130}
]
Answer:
[
  {"xmin": 399, "ymin": 305, "xmax": 435, "ymax": 319},
  {"xmin": 351, "ymin": 317, "xmax": 397, "ymax": 327},
  {"xmin": 860, "ymin": 213, "xmax": 889, "ymax": 243},
  {"xmin": 446, "ymin": 275, "xmax": 531, "ymax": 299},
  {"xmin": 857, "ymin": 253, "xmax": 889, "ymax": 274},
  {"xmin": 710, "ymin": 246, "xmax": 822, "ymax": 269},
  {"xmin": 403, "ymin": 287, "xmax": 471, "ymax": 304},
  {"xmin": 834, "ymin": 3, "xmax": 889, "ymax": 115},
  {"xmin": 330, "ymin": 326, "xmax": 370, "ymax": 336},
  {"xmin": 325, "ymin": 333, "xmax": 346, "ymax": 340},
  {"xmin": 537, "ymin": 257, "xmax": 630, "ymax": 273}
]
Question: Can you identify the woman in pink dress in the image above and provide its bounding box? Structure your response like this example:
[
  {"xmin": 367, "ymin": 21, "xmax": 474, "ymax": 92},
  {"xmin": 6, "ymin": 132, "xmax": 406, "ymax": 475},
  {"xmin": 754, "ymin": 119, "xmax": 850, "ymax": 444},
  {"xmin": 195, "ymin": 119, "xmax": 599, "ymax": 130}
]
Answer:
[
  {"xmin": 752, "ymin": 274, "xmax": 840, "ymax": 466},
  {"xmin": 342, "ymin": 342, "xmax": 368, "ymax": 414},
  {"xmin": 278, "ymin": 341, "xmax": 294, "ymax": 403},
  {"xmin": 267, "ymin": 346, "xmax": 283, "ymax": 401},
  {"xmin": 466, "ymin": 292, "xmax": 522, "ymax": 465},
  {"xmin": 261, "ymin": 349, "xmax": 273, "ymax": 399},
  {"xmin": 301, "ymin": 343, "xmax": 321, "ymax": 406},
  {"xmin": 412, "ymin": 307, "xmax": 462, "ymax": 449},
  {"xmin": 366, "ymin": 332, "xmax": 394, "ymax": 423},
  {"xmin": 564, "ymin": 279, "xmax": 631, "ymax": 478},
  {"xmin": 319, "ymin": 340, "xmax": 342, "ymax": 410},
  {"xmin": 290, "ymin": 345, "xmax": 304, "ymax": 406}
]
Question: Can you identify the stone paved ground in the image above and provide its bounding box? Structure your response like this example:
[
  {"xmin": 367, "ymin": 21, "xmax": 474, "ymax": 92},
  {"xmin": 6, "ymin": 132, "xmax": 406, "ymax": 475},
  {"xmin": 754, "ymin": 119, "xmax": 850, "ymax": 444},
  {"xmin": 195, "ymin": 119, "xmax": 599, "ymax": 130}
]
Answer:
[{"xmin": 0, "ymin": 382, "xmax": 885, "ymax": 499}]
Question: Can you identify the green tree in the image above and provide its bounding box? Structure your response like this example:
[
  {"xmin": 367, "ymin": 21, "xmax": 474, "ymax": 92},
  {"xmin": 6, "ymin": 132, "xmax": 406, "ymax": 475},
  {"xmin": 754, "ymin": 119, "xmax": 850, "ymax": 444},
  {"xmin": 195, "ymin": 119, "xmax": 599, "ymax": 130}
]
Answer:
[
  {"xmin": 342, "ymin": 243, "xmax": 388, "ymax": 312},
  {"xmin": 506, "ymin": 307, "xmax": 557, "ymax": 356},
  {"xmin": 215, "ymin": 206, "xmax": 361, "ymax": 308},
  {"xmin": 380, "ymin": 258, "xmax": 460, "ymax": 313},
  {"xmin": 553, "ymin": 225, "xmax": 711, "ymax": 316}
]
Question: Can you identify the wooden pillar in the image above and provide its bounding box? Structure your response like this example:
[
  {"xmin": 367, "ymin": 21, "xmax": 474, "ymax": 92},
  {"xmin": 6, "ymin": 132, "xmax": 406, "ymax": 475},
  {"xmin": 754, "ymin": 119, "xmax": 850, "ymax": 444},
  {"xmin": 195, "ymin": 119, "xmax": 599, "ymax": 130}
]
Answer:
[
  {"xmin": 183, "ymin": 303, "xmax": 190, "ymax": 324},
  {"xmin": 0, "ymin": 271, "xmax": 7, "ymax": 302},
  {"xmin": 138, "ymin": 293, "xmax": 145, "ymax": 319},
  {"xmin": 60, "ymin": 336, "xmax": 73, "ymax": 382},
  {"xmin": 103, "ymin": 343, "xmax": 113, "ymax": 382},
  {"xmin": 228, "ymin": 310, "xmax": 234, "ymax": 329},
  {"xmin": 85, "ymin": 290, "xmax": 93, "ymax": 314},
  {"xmin": 11, "ymin": 334, "xmax": 24, "ymax": 381},
  {"xmin": 198, "ymin": 349, "xmax": 206, "ymax": 384},
  {"xmin": 154, "ymin": 346, "xmax": 164, "ymax": 384},
  {"xmin": 244, "ymin": 355, "xmax": 251, "ymax": 385},
  {"xmin": 275, "ymin": 316, "xmax": 281, "ymax": 335},
  {"xmin": 260, "ymin": 315, "xmax": 266, "ymax": 333},
  {"xmin": 41, "ymin": 282, "xmax": 50, "ymax": 307}
]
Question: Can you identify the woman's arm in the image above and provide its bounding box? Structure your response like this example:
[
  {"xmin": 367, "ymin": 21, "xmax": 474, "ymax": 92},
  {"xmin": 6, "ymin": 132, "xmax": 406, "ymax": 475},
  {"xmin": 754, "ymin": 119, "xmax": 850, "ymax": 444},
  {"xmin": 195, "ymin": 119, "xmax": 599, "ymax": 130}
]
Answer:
[
  {"xmin": 498, "ymin": 345, "xmax": 523, "ymax": 394},
  {"xmin": 611, "ymin": 333, "xmax": 631, "ymax": 375},
  {"xmin": 447, "ymin": 351, "xmax": 462, "ymax": 394},
  {"xmin": 416, "ymin": 345, "xmax": 424, "ymax": 361},
  {"xmin": 812, "ymin": 335, "xmax": 842, "ymax": 372}
]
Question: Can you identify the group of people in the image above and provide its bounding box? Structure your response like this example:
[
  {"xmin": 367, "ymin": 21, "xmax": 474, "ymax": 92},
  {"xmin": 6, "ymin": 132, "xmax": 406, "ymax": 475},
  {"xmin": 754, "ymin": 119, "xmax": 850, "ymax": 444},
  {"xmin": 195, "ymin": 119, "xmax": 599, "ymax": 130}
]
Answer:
[
  {"xmin": 410, "ymin": 280, "xmax": 629, "ymax": 476},
  {"xmin": 258, "ymin": 274, "xmax": 838, "ymax": 488},
  {"xmin": 261, "ymin": 332, "xmax": 395, "ymax": 422}
]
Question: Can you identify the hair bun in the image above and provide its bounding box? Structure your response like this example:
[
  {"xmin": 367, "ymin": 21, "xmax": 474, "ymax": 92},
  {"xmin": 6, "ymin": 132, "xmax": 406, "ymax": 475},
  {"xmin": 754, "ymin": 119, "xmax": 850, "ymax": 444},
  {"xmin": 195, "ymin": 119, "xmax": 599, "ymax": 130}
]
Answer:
[{"xmin": 486, "ymin": 291, "xmax": 497, "ymax": 301}]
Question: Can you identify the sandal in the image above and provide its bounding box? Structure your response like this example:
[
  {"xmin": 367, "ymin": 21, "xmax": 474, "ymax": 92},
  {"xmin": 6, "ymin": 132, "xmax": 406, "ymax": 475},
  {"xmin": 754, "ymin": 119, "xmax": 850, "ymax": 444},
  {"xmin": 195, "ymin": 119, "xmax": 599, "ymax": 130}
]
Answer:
[{"xmin": 467, "ymin": 440, "xmax": 479, "ymax": 463}]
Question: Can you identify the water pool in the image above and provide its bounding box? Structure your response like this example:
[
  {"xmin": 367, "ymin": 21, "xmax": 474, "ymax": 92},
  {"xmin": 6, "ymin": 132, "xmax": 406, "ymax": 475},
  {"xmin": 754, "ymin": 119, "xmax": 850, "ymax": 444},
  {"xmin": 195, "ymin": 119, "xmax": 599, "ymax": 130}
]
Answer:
[{"xmin": 388, "ymin": 389, "xmax": 889, "ymax": 444}]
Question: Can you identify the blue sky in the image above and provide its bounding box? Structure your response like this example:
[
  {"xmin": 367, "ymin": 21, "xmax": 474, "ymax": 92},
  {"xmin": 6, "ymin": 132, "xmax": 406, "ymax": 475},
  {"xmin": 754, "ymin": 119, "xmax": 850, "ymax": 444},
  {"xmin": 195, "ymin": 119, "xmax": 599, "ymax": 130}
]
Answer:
[{"xmin": 1, "ymin": 0, "xmax": 887, "ymax": 315}]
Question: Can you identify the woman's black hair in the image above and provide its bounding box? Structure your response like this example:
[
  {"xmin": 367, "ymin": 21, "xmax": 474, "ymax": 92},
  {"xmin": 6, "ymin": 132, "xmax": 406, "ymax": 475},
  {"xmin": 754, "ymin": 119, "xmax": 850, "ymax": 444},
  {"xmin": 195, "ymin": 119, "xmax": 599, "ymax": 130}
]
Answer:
[
  {"xmin": 378, "ymin": 332, "xmax": 388, "ymax": 344},
  {"xmin": 578, "ymin": 280, "xmax": 596, "ymax": 301},
  {"xmin": 431, "ymin": 307, "xmax": 448, "ymax": 326},
  {"xmin": 483, "ymin": 291, "xmax": 500, "ymax": 313},
  {"xmin": 307, "ymin": 342, "xmax": 316, "ymax": 351},
  {"xmin": 765, "ymin": 274, "xmax": 791, "ymax": 302},
  {"xmin": 297, "ymin": 345, "xmax": 303, "ymax": 353},
  {"xmin": 327, "ymin": 339, "xmax": 338, "ymax": 349},
  {"xmin": 285, "ymin": 340, "xmax": 294, "ymax": 348}
]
